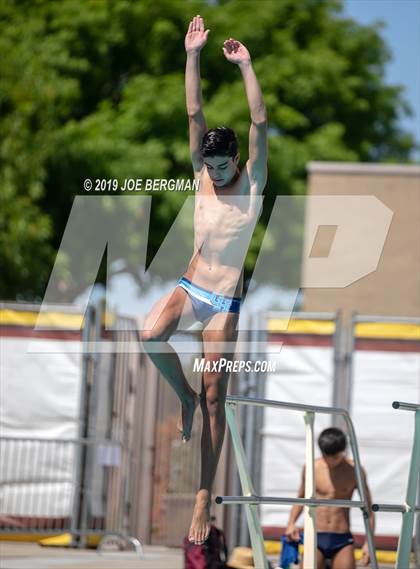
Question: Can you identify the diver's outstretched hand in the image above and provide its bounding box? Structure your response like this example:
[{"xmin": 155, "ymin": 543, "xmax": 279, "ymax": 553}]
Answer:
[
  {"xmin": 185, "ymin": 15, "xmax": 210, "ymax": 53},
  {"xmin": 223, "ymin": 38, "xmax": 251, "ymax": 65}
]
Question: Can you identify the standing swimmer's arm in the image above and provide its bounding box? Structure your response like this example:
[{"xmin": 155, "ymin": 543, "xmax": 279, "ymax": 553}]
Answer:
[
  {"xmin": 222, "ymin": 38, "xmax": 268, "ymax": 194},
  {"xmin": 285, "ymin": 466, "xmax": 305, "ymax": 542},
  {"xmin": 185, "ymin": 15, "xmax": 209, "ymax": 176},
  {"xmin": 360, "ymin": 467, "xmax": 375, "ymax": 566}
]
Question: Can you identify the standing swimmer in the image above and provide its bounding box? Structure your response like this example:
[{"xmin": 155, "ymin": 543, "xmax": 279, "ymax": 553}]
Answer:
[{"xmin": 285, "ymin": 428, "xmax": 375, "ymax": 569}]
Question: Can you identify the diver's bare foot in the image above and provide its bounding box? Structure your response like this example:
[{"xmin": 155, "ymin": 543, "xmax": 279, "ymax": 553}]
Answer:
[
  {"xmin": 177, "ymin": 391, "xmax": 200, "ymax": 443},
  {"xmin": 188, "ymin": 490, "xmax": 211, "ymax": 544}
]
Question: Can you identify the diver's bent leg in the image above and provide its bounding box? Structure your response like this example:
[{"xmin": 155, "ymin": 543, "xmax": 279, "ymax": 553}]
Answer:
[
  {"xmin": 142, "ymin": 333, "xmax": 199, "ymax": 441},
  {"xmin": 141, "ymin": 287, "xmax": 199, "ymax": 440},
  {"xmin": 143, "ymin": 332, "xmax": 194, "ymax": 401}
]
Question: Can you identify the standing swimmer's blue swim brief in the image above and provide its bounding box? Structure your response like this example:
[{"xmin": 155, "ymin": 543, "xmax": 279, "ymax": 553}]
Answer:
[{"xmin": 317, "ymin": 532, "xmax": 354, "ymax": 559}]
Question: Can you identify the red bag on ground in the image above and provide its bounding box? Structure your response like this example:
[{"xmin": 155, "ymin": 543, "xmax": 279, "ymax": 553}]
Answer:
[{"xmin": 183, "ymin": 524, "xmax": 228, "ymax": 569}]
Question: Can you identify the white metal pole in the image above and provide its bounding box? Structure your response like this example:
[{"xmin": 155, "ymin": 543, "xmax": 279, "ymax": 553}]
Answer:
[{"xmin": 303, "ymin": 412, "xmax": 317, "ymax": 569}]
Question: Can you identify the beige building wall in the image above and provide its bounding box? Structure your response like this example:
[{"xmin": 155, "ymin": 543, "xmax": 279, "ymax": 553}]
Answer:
[{"xmin": 302, "ymin": 162, "xmax": 420, "ymax": 323}]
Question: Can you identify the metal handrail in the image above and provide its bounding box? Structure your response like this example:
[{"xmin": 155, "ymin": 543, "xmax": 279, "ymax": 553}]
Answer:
[
  {"xmin": 353, "ymin": 315, "xmax": 420, "ymax": 324},
  {"xmin": 392, "ymin": 401, "xmax": 420, "ymax": 411},
  {"xmin": 265, "ymin": 311, "xmax": 337, "ymax": 321},
  {"xmin": 225, "ymin": 395, "xmax": 348, "ymax": 415},
  {"xmin": 216, "ymin": 496, "xmax": 365, "ymax": 508},
  {"xmin": 372, "ymin": 504, "xmax": 420, "ymax": 513},
  {"xmin": 218, "ymin": 395, "xmax": 378, "ymax": 569},
  {"xmin": 371, "ymin": 401, "xmax": 420, "ymax": 569}
]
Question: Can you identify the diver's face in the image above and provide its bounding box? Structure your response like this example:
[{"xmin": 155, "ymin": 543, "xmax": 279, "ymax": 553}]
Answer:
[
  {"xmin": 204, "ymin": 154, "xmax": 239, "ymax": 186},
  {"xmin": 323, "ymin": 452, "xmax": 345, "ymax": 469}
]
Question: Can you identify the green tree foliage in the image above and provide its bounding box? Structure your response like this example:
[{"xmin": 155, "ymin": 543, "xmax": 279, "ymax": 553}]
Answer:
[{"xmin": 0, "ymin": 0, "xmax": 415, "ymax": 300}]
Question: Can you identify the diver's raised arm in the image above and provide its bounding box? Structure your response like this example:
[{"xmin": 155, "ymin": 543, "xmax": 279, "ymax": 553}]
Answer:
[
  {"xmin": 223, "ymin": 39, "xmax": 267, "ymax": 193},
  {"xmin": 185, "ymin": 15, "xmax": 209, "ymax": 173}
]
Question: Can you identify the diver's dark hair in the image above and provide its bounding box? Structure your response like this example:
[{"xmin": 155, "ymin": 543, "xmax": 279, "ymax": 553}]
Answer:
[
  {"xmin": 200, "ymin": 126, "xmax": 238, "ymax": 158},
  {"xmin": 318, "ymin": 427, "xmax": 347, "ymax": 455}
]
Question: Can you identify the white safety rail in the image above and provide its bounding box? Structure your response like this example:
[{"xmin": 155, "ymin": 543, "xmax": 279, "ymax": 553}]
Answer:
[
  {"xmin": 216, "ymin": 395, "xmax": 378, "ymax": 569},
  {"xmin": 372, "ymin": 401, "xmax": 420, "ymax": 569}
]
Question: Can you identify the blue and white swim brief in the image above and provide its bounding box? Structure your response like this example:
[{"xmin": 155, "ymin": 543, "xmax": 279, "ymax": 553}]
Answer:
[{"xmin": 177, "ymin": 276, "xmax": 241, "ymax": 323}]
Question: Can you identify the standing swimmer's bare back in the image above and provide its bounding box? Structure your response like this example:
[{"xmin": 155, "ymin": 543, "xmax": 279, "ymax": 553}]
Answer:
[{"xmin": 141, "ymin": 15, "xmax": 267, "ymax": 544}]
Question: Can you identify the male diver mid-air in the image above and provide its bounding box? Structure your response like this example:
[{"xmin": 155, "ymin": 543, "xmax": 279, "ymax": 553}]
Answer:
[{"xmin": 142, "ymin": 15, "xmax": 267, "ymax": 544}]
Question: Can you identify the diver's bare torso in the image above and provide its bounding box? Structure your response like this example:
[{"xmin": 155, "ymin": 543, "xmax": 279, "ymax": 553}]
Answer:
[
  {"xmin": 314, "ymin": 457, "xmax": 358, "ymax": 533},
  {"xmin": 184, "ymin": 164, "xmax": 259, "ymax": 298}
]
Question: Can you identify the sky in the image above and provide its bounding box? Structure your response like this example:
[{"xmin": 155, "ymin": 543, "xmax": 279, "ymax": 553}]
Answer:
[{"xmin": 343, "ymin": 0, "xmax": 420, "ymax": 159}]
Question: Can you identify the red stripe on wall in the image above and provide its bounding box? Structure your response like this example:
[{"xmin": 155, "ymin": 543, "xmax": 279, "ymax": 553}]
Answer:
[
  {"xmin": 268, "ymin": 334, "xmax": 419, "ymax": 352},
  {"xmin": 0, "ymin": 326, "xmax": 82, "ymax": 340},
  {"xmin": 355, "ymin": 338, "xmax": 420, "ymax": 352},
  {"xmin": 0, "ymin": 326, "xmax": 116, "ymax": 340},
  {"xmin": 268, "ymin": 333, "xmax": 333, "ymax": 347}
]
